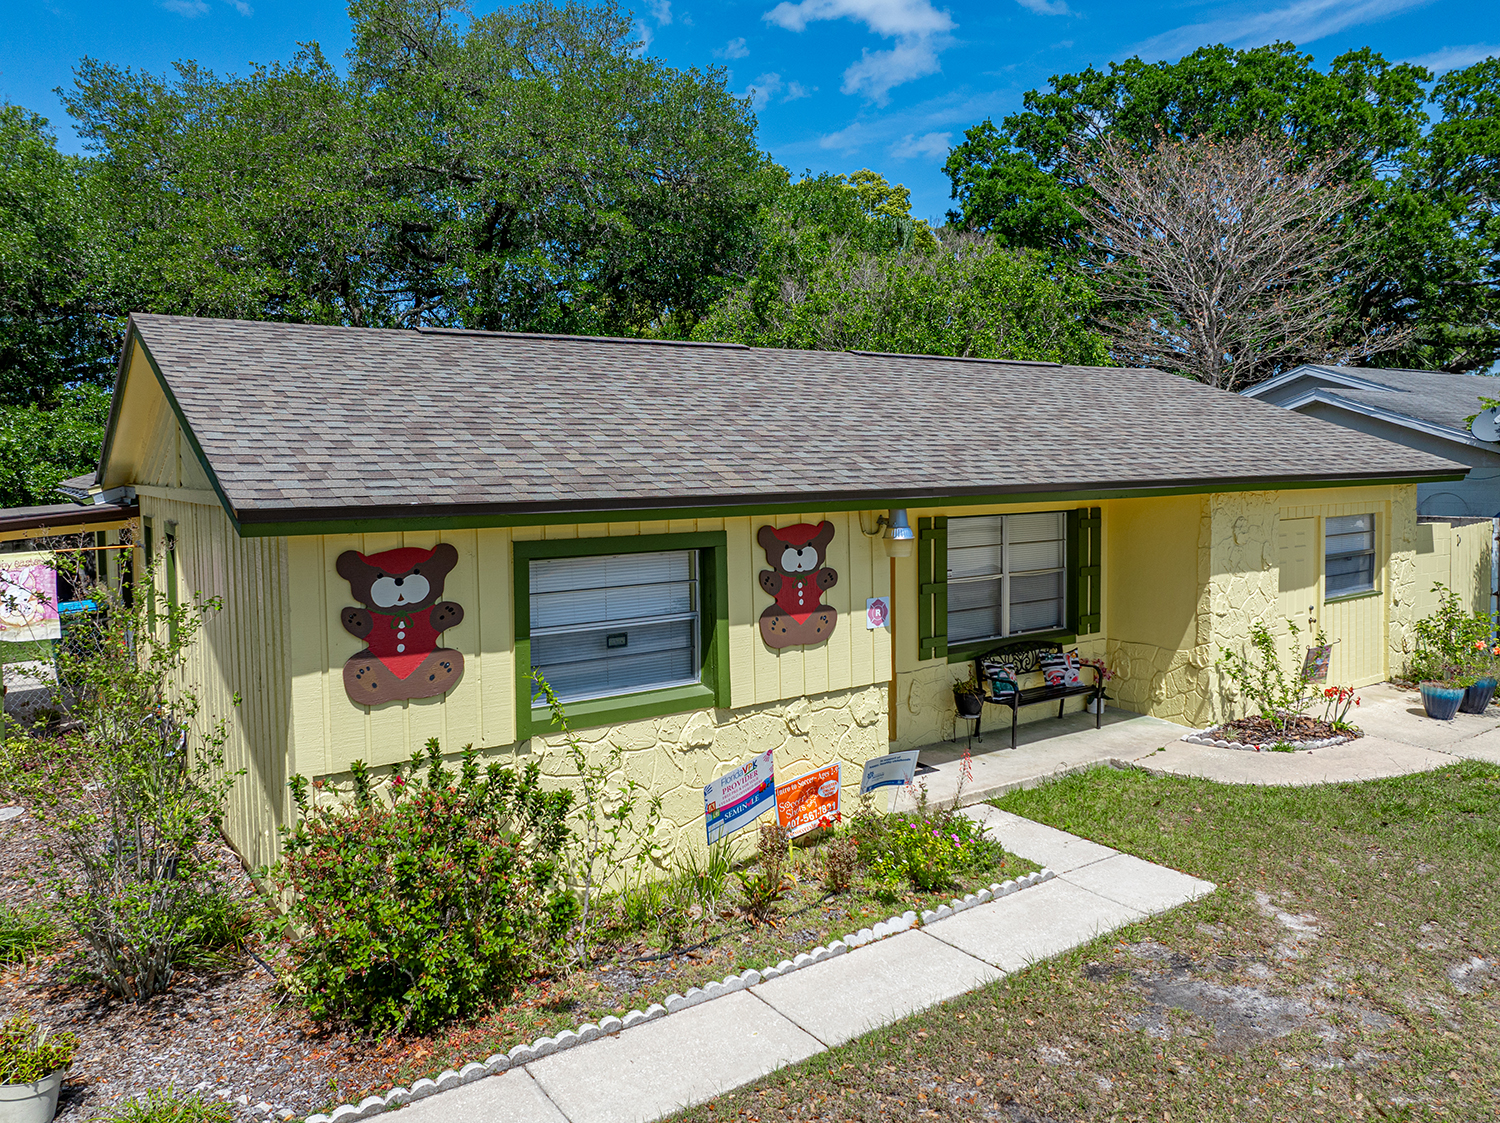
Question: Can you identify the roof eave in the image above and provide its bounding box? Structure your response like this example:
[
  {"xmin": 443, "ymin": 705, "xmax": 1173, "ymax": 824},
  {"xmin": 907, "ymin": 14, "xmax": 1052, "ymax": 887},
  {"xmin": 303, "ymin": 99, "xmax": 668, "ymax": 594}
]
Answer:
[{"xmin": 226, "ymin": 468, "xmax": 1470, "ymax": 538}]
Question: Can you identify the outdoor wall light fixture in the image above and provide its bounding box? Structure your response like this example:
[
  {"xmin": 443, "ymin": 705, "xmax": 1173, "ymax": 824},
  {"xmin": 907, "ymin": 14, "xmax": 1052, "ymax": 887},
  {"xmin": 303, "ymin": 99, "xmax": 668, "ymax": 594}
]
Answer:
[
  {"xmin": 858, "ymin": 508, "xmax": 915, "ymax": 556},
  {"xmin": 883, "ymin": 508, "xmax": 915, "ymax": 557}
]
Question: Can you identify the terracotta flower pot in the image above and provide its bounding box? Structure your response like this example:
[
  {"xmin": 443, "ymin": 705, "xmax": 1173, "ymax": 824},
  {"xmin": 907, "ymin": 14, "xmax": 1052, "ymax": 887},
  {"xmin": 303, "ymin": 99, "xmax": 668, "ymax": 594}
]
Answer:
[
  {"xmin": 0, "ymin": 1070, "xmax": 65, "ymax": 1123},
  {"xmin": 1420, "ymin": 682, "xmax": 1465, "ymax": 721}
]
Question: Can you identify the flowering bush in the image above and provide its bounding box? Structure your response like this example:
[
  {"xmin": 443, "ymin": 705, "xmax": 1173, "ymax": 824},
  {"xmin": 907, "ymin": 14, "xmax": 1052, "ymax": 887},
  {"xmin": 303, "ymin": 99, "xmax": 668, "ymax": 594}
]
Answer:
[
  {"xmin": 271, "ymin": 739, "xmax": 576, "ymax": 1034},
  {"xmin": 1407, "ymin": 583, "xmax": 1497, "ymax": 685},
  {"xmin": 850, "ymin": 792, "xmax": 1004, "ymax": 893},
  {"xmin": 1319, "ymin": 685, "xmax": 1361, "ymax": 730}
]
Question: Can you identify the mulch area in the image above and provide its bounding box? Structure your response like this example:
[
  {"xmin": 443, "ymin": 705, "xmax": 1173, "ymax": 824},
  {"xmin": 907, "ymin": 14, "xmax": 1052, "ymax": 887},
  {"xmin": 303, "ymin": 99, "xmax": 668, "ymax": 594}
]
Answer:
[
  {"xmin": 0, "ymin": 806, "xmax": 373, "ymax": 1121},
  {"xmin": 1208, "ymin": 714, "xmax": 1361, "ymax": 746},
  {"xmin": 2, "ymin": 801, "xmax": 1031, "ymax": 1121}
]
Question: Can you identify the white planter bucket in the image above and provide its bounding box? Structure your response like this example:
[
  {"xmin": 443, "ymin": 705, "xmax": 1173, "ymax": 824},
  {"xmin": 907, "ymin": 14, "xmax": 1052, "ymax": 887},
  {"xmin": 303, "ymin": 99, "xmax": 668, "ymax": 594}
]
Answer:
[
  {"xmin": 0, "ymin": 1071, "xmax": 65, "ymax": 1123},
  {"xmin": 1086, "ymin": 696, "xmax": 1105, "ymax": 715}
]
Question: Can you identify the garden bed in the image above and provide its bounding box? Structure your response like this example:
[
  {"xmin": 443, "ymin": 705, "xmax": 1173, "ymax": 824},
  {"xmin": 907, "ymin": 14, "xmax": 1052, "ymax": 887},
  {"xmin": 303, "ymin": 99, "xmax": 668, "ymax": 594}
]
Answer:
[
  {"xmin": 1181, "ymin": 714, "xmax": 1362, "ymax": 752},
  {"xmin": 1, "ymin": 799, "xmax": 1036, "ymax": 1121}
]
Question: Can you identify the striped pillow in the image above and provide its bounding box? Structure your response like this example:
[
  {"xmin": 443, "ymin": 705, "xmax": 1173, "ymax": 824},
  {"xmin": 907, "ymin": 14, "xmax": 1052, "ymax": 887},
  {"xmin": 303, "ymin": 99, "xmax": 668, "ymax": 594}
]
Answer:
[{"xmin": 1039, "ymin": 651, "xmax": 1068, "ymax": 687}]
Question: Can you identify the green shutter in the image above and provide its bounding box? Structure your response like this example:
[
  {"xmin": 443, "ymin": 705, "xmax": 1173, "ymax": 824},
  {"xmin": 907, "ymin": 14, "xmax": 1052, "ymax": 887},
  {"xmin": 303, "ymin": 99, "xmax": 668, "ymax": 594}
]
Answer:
[
  {"xmin": 1076, "ymin": 506, "xmax": 1102, "ymax": 634},
  {"xmin": 917, "ymin": 516, "xmax": 948, "ymax": 660}
]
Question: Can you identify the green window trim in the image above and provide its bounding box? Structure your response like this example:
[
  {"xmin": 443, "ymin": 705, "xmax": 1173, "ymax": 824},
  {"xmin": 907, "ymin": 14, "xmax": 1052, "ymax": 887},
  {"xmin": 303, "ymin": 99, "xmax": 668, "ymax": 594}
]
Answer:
[
  {"xmin": 921, "ymin": 508, "xmax": 1101, "ymax": 665},
  {"xmin": 513, "ymin": 531, "xmax": 730, "ymax": 740}
]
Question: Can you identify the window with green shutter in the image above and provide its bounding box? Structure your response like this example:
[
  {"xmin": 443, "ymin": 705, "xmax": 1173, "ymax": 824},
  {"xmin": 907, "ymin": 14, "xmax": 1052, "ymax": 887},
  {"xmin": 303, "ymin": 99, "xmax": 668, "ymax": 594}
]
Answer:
[{"xmin": 920, "ymin": 507, "xmax": 1100, "ymax": 663}]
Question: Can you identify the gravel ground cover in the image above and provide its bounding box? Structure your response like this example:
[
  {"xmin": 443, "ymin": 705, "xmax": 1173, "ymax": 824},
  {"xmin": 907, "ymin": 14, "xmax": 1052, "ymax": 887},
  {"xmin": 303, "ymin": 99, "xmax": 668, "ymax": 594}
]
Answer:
[
  {"xmin": 669, "ymin": 761, "xmax": 1500, "ymax": 1122},
  {"xmin": 0, "ymin": 800, "xmax": 1037, "ymax": 1121}
]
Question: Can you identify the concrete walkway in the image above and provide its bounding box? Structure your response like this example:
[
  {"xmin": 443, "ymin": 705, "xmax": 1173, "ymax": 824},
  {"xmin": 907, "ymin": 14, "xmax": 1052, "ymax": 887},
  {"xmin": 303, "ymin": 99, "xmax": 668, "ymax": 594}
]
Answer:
[
  {"xmin": 907, "ymin": 682, "xmax": 1500, "ymax": 804},
  {"xmin": 375, "ymin": 809, "xmax": 1213, "ymax": 1123}
]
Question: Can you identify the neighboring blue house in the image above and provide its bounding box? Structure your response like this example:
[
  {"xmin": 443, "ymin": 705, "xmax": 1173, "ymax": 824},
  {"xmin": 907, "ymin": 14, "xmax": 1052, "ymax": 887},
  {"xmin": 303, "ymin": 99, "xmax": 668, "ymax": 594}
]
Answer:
[{"xmin": 1243, "ymin": 365, "xmax": 1500, "ymax": 519}]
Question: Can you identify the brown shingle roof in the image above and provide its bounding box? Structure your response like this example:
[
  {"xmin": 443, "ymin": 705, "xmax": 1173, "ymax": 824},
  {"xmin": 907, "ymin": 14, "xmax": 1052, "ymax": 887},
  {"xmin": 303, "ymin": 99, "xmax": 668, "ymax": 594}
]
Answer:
[{"xmin": 119, "ymin": 314, "xmax": 1466, "ymax": 526}]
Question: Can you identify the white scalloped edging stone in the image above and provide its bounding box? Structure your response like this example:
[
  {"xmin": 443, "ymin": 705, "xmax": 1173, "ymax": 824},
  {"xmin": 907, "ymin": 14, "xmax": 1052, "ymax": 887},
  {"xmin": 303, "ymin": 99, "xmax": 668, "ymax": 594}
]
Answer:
[
  {"xmin": 300, "ymin": 867, "xmax": 1062, "ymax": 1120},
  {"xmin": 1180, "ymin": 725, "xmax": 1353, "ymax": 752}
]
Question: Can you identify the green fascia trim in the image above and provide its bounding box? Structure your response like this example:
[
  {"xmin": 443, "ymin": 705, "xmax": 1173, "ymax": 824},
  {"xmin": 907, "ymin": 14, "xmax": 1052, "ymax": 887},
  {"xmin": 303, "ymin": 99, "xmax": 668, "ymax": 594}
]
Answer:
[
  {"xmin": 945, "ymin": 631, "xmax": 1079, "ymax": 665},
  {"xmin": 229, "ymin": 474, "xmax": 1468, "ymax": 539},
  {"xmin": 1324, "ymin": 588, "xmax": 1383, "ymax": 605},
  {"xmin": 526, "ymin": 683, "xmax": 719, "ymax": 738},
  {"xmin": 514, "ymin": 530, "xmax": 730, "ymax": 739}
]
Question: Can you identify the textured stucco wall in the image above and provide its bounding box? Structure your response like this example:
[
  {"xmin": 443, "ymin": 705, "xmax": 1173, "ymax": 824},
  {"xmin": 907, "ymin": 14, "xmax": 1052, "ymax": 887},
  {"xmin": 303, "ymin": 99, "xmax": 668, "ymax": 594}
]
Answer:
[{"xmin": 316, "ymin": 683, "xmax": 889, "ymax": 875}]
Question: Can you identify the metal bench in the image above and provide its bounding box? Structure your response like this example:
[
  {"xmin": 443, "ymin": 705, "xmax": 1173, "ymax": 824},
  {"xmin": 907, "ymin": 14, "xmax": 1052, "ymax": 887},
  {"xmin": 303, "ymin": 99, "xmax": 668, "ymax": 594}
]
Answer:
[{"xmin": 975, "ymin": 640, "xmax": 1106, "ymax": 749}]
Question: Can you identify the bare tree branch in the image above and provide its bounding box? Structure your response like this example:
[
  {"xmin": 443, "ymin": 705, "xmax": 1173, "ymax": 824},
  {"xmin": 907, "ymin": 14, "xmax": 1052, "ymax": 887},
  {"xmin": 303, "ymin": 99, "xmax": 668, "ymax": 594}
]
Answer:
[{"xmin": 1072, "ymin": 132, "xmax": 1412, "ymax": 392}]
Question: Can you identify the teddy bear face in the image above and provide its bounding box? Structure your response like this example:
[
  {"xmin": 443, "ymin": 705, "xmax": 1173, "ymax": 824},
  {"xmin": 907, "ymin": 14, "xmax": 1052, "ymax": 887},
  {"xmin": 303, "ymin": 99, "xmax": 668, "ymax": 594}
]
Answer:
[
  {"xmin": 336, "ymin": 544, "xmax": 458, "ymax": 613},
  {"xmin": 758, "ymin": 522, "xmax": 835, "ymax": 573}
]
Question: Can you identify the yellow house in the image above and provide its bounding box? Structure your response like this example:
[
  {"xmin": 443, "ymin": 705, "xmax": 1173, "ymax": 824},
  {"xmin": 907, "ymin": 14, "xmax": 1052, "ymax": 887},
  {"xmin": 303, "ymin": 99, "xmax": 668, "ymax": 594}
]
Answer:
[{"xmin": 93, "ymin": 315, "xmax": 1470, "ymax": 872}]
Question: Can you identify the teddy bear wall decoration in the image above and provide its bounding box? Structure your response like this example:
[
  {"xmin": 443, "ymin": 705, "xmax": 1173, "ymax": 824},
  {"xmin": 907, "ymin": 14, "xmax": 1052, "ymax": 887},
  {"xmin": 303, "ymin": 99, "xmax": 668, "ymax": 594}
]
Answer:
[
  {"xmin": 757, "ymin": 522, "xmax": 839, "ymax": 648},
  {"xmin": 336, "ymin": 544, "xmax": 465, "ymax": 705}
]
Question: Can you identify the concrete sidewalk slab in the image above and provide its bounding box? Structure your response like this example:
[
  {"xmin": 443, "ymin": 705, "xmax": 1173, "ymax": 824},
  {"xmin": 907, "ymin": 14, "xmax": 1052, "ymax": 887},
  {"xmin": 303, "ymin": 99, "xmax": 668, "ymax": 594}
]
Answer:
[
  {"xmin": 1061, "ymin": 853, "xmax": 1215, "ymax": 916},
  {"xmin": 394, "ymin": 1068, "xmax": 569, "ymax": 1122},
  {"xmin": 1343, "ymin": 684, "xmax": 1500, "ymax": 749},
  {"xmin": 752, "ymin": 928, "xmax": 999, "ymax": 1048},
  {"xmin": 961, "ymin": 805, "xmax": 1120, "ymax": 872},
  {"xmin": 1442, "ymin": 728, "xmax": 1500, "ymax": 764},
  {"xmin": 526, "ymin": 990, "xmax": 822, "ymax": 1123},
  {"xmin": 922, "ymin": 877, "xmax": 1147, "ymax": 973},
  {"xmin": 1137, "ymin": 736, "xmax": 1453, "ymax": 786}
]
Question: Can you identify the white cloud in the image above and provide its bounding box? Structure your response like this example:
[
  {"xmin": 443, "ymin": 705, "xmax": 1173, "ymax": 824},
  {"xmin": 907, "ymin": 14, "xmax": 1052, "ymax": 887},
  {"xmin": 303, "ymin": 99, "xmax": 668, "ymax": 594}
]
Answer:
[
  {"xmin": 650, "ymin": 0, "xmax": 673, "ymax": 25},
  {"xmin": 1403, "ymin": 44, "xmax": 1499, "ymax": 72},
  {"xmin": 633, "ymin": 19, "xmax": 654, "ymax": 53},
  {"xmin": 1016, "ymin": 0, "xmax": 1070, "ymax": 14},
  {"xmin": 889, "ymin": 130, "xmax": 952, "ymax": 159},
  {"xmin": 748, "ymin": 72, "xmax": 784, "ymax": 109},
  {"xmin": 161, "ymin": 0, "xmax": 209, "ymax": 14},
  {"xmin": 762, "ymin": 0, "xmax": 954, "ymax": 37},
  {"xmin": 227, "ymin": 0, "xmax": 253, "ymax": 13},
  {"xmin": 715, "ymin": 36, "xmax": 750, "ymax": 59},
  {"xmin": 785, "ymin": 80, "xmax": 813, "ymax": 100},
  {"xmin": 1134, "ymin": 0, "xmax": 1433, "ymax": 61},
  {"xmin": 764, "ymin": 0, "xmax": 957, "ymax": 102},
  {"xmin": 841, "ymin": 37, "xmax": 948, "ymax": 104}
]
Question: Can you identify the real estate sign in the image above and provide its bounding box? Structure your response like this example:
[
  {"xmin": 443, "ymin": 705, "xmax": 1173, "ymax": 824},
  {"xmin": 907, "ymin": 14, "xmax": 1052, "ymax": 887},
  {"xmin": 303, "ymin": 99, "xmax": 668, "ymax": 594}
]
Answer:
[
  {"xmin": 776, "ymin": 763, "xmax": 840, "ymax": 837},
  {"xmin": 858, "ymin": 749, "xmax": 920, "ymax": 795},
  {"xmin": 704, "ymin": 749, "xmax": 776, "ymax": 843}
]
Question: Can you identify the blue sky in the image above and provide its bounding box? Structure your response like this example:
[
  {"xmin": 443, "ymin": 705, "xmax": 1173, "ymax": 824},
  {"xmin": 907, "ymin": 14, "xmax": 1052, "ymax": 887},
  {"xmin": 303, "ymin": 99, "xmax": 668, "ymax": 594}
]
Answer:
[{"xmin": 4, "ymin": 0, "xmax": 1495, "ymax": 221}]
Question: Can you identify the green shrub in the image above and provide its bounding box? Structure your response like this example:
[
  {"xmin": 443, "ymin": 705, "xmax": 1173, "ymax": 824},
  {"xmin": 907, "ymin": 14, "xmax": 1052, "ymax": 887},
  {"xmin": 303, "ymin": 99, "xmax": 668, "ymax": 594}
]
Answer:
[
  {"xmin": 0, "ymin": 1015, "xmax": 78, "ymax": 1084},
  {"xmin": 1408, "ymin": 583, "xmax": 1496, "ymax": 685},
  {"xmin": 104, "ymin": 1089, "xmax": 234, "ymax": 1122},
  {"xmin": 4, "ymin": 552, "xmax": 244, "ymax": 1003},
  {"xmin": 0, "ymin": 903, "xmax": 58, "ymax": 965},
  {"xmin": 851, "ymin": 794, "xmax": 1004, "ymax": 893},
  {"xmin": 271, "ymin": 739, "xmax": 576, "ymax": 1034},
  {"xmin": 1216, "ymin": 620, "xmax": 1318, "ymax": 732}
]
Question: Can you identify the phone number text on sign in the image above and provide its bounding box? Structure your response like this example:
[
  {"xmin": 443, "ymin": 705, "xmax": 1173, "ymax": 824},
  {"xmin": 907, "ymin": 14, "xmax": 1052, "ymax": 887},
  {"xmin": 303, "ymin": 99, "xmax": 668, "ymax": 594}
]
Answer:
[{"xmin": 776, "ymin": 763, "xmax": 840, "ymax": 838}]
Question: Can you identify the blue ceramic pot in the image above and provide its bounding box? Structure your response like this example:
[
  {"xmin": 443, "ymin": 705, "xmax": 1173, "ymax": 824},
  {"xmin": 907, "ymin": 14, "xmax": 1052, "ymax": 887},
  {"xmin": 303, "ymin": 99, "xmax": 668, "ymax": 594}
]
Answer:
[
  {"xmin": 1460, "ymin": 677, "xmax": 1497, "ymax": 715},
  {"xmin": 1421, "ymin": 682, "xmax": 1465, "ymax": 721}
]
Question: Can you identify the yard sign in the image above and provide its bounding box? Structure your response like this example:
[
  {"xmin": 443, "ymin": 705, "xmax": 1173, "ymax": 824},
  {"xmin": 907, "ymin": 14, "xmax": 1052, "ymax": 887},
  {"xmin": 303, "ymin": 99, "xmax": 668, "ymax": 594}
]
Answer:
[
  {"xmin": 0, "ymin": 555, "xmax": 60, "ymax": 643},
  {"xmin": 859, "ymin": 749, "xmax": 920, "ymax": 795},
  {"xmin": 704, "ymin": 749, "xmax": 776, "ymax": 844},
  {"xmin": 776, "ymin": 763, "xmax": 840, "ymax": 837}
]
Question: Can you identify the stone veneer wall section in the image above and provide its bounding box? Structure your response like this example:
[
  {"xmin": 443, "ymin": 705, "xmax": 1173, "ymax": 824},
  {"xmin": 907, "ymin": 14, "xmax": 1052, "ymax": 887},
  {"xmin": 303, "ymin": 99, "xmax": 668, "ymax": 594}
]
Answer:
[{"xmin": 315, "ymin": 683, "xmax": 888, "ymax": 875}]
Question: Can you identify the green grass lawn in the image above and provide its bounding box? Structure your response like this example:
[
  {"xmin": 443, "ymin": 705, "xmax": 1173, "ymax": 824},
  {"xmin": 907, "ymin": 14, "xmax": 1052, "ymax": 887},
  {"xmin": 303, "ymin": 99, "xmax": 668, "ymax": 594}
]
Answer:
[{"xmin": 671, "ymin": 762, "xmax": 1500, "ymax": 1122}]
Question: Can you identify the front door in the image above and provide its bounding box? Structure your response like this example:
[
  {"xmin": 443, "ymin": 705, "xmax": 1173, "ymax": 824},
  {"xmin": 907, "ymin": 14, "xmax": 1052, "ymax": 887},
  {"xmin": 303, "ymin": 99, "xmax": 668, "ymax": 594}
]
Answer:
[{"xmin": 1276, "ymin": 518, "xmax": 1318, "ymax": 668}]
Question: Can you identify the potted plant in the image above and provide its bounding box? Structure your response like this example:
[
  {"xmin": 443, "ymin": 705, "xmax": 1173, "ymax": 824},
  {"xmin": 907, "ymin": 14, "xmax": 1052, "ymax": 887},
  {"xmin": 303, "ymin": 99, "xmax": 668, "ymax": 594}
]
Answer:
[
  {"xmin": 1458, "ymin": 641, "xmax": 1499, "ymax": 714},
  {"xmin": 952, "ymin": 670, "xmax": 984, "ymax": 719},
  {"xmin": 0, "ymin": 1016, "xmax": 77, "ymax": 1123},
  {"xmin": 1419, "ymin": 674, "xmax": 1467, "ymax": 722},
  {"xmin": 1080, "ymin": 657, "xmax": 1114, "ymax": 714}
]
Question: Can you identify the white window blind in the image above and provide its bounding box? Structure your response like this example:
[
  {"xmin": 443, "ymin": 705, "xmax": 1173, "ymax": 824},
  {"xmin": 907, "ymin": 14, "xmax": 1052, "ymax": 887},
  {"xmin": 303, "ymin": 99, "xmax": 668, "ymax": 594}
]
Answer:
[
  {"xmin": 530, "ymin": 550, "xmax": 700, "ymax": 704},
  {"xmin": 1325, "ymin": 514, "xmax": 1376, "ymax": 597},
  {"xmin": 947, "ymin": 511, "xmax": 1066, "ymax": 645}
]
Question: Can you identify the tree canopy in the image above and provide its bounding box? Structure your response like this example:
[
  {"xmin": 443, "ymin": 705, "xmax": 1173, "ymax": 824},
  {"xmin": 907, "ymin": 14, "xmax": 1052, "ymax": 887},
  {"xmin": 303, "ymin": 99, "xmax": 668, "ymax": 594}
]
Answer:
[{"xmin": 944, "ymin": 43, "xmax": 1500, "ymax": 374}]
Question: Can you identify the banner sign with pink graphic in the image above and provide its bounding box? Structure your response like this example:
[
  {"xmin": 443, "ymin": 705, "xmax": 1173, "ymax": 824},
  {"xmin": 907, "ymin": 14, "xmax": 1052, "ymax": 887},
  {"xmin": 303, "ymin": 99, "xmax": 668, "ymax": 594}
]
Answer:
[
  {"xmin": 704, "ymin": 749, "xmax": 776, "ymax": 844},
  {"xmin": 0, "ymin": 554, "xmax": 61, "ymax": 643}
]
